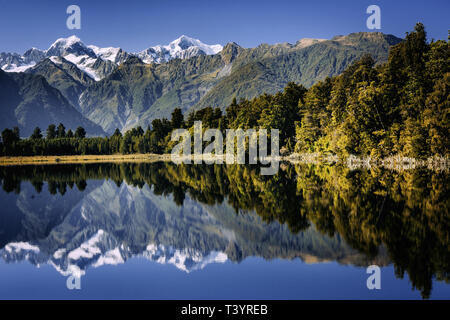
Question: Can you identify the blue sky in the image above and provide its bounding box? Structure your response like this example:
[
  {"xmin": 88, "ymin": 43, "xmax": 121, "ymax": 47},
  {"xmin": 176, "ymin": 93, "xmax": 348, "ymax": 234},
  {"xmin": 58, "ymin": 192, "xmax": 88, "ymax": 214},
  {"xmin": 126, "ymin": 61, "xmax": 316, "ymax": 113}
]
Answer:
[{"xmin": 0, "ymin": 0, "xmax": 448, "ymax": 53}]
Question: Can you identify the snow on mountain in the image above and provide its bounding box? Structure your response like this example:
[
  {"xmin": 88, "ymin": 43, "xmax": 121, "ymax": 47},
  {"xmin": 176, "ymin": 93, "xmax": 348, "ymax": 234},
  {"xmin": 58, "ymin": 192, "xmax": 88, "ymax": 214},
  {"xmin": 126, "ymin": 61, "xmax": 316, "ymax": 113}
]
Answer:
[
  {"xmin": 0, "ymin": 53, "xmax": 36, "ymax": 72},
  {"xmin": 5, "ymin": 242, "xmax": 40, "ymax": 253},
  {"xmin": 137, "ymin": 35, "xmax": 223, "ymax": 64},
  {"xmin": 0, "ymin": 231, "xmax": 228, "ymax": 279},
  {"xmin": 143, "ymin": 243, "xmax": 227, "ymax": 273},
  {"xmin": 92, "ymin": 247, "xmax": 125, "ymax": 268},
  {"xmin": 0, "ymin": 36, "xmax": 102, "ymax": 79},
  {"xmin": 0, "ymin": 35, "xmax": 224, "ymax": 80},
  {"xmin": 62, "ymin": 54, "xmax": 101, "ymax": 80},
  {"xmin": 46, "ymin": 35, "xmax": 96, "ymax": 58},
  {"xmin": 1, "ymin": 62, "xmax": 36, "ymax": 72},
  {"xmin": 88, "ymin": 45, "xmax": 130, "ymax": 65},
  {"xmin": 23, "ymin": 47, "xmax": 46, "ymax": 63},
  {"xmin": 0, "ymin": 34, "xmax": 327, "ymax": 81},
  {"xmin": 67, "ymin": 229, "xmax": 104, "ymax": 260},
  {"xmin": 48, "ymin": 56, "xmax": 63, "ymax": 65},
  {"xmin": 45, "ymin": 36, "xmax": 105, "ymax": 80},
  {"xmin": 0, "ymin": 47, "xmax": 45, "ymax": 72}
]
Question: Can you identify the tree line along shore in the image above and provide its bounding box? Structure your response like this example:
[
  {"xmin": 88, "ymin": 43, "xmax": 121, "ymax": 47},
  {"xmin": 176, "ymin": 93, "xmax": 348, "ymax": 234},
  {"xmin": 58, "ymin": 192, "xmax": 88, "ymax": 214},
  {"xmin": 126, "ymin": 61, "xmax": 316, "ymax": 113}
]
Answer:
[{"xmin": 1, "ymin": 24, "xmax": 448, "ymax": 165}]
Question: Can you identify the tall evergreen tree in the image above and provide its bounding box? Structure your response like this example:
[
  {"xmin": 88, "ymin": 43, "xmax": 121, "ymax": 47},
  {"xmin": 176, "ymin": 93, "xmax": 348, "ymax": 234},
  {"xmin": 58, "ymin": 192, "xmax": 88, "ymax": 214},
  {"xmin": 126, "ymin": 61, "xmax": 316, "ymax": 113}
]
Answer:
[
  {"xmin": 30, "ymin": 127, "xmax": 43, "ymax": 139},
  {"xmin": 66, "ymin": 129, "xmax": 74, "ymax": 138},
  {"xmin": 74, "ymin": 126, "xmax": 86, "ymax": 139},
  {"xmin": 46, "ymin": 124, "xmax": 56, "ymax": 139},
  {"xmin": 171, "ymin": 107, "xmax": 184, "ymax": 129},
  {"xmin": 57, "ymin": 123, "xmax": 66, "ymax": 138}
]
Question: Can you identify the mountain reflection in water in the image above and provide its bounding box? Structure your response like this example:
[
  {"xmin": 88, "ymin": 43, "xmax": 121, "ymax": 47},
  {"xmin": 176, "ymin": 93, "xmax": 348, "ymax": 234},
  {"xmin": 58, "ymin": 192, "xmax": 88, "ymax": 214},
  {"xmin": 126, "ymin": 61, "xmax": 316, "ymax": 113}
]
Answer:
[{"xmin": 0, "ymin": 162, "xmax": 448, "ymax": 299}]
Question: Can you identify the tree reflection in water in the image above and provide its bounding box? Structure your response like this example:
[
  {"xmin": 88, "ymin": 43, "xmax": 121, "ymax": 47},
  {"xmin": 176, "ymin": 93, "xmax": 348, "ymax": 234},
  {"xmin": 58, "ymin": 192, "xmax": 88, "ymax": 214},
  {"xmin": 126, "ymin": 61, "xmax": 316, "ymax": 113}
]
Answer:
[{"xmin": 0, "ymin": 162, "xmax": 448, "ymax": 298}]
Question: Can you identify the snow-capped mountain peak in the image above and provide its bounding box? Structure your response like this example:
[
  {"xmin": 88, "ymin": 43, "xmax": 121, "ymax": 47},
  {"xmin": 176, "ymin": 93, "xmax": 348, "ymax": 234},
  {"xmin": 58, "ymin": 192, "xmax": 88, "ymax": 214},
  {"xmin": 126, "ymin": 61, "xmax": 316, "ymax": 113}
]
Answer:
[
  {"xmin": 49, "ymin": 35, "xmax": 82, "ymax": 47},
  {"xmin": 137, "ymin": 35, "xmax": 223, "ymax": 64},
  {"xmin": 47, "ymin": 35, "xmax": 84, "ymax": 51},
  {"xmin": 87, "ymin": 45, "xmax": 129, "ymax": 64},
  {"xmin": 0, "ymin": 233, "xmax": 228, "ymax": 278},
  {"xmin": 1, "ymin": 35, "xmax": 223, "ymax": 79},
  {"xmin": 169, "ymin": 35, "xmax": 222, "ymax": 54},
  {"xmin": 46, "ymin": 35, "xmax": 96, "ymax": 58}
]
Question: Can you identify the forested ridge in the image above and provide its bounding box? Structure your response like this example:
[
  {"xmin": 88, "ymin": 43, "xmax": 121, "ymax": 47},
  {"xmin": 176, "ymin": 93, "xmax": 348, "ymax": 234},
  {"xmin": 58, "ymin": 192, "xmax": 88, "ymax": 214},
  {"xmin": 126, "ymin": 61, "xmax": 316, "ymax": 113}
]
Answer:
[{"xmin": 1, "ymin": 24, "xmax": 448, "ymax": 159}]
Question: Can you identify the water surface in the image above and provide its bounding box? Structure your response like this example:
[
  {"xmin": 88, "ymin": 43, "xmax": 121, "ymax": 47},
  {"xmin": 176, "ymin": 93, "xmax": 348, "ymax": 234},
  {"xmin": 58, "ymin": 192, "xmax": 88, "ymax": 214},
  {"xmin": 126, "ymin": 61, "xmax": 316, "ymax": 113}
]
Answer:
[{"xmin": 0, "ymin": 162, "xmax": 448, "ymax": 299}]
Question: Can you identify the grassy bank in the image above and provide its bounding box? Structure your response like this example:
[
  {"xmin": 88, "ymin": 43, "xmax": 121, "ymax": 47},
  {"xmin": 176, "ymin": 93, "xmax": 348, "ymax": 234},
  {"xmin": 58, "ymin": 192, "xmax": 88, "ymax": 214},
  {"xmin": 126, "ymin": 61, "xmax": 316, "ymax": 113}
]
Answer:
[
  {"xmin": 0, "ymin": 153, "xmax": 448, "ymax": 171},
  {"xmin": 0, "ymin": 154, "xmax": 171, "ymax": 165}
]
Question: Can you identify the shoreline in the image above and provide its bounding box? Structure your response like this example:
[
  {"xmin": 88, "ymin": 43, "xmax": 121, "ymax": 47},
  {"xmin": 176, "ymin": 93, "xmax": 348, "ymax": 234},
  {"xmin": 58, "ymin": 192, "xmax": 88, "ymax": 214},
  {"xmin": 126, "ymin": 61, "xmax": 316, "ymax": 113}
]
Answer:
[
  {"xmin": 0, "ymin": 153, "xmax": 448, "ymax": 171},
  {"xmin": 0, "ymin": 154, "xmax": 172, "ymax": 165}
]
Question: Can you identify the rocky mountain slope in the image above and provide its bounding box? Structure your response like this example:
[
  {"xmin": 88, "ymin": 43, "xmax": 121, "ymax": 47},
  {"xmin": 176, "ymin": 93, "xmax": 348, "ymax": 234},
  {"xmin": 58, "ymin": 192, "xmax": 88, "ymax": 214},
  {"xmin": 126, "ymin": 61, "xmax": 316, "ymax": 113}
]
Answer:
[
  {"xmin": 0, "ymin": 69, "xmax": 105, "ymax": 136},
  {"xmin": 0, "ymin": 32, "xmax": 402, "ymax": 135},
  {"xmin": 81, "ymin": 32, "xmax": 402, "ymax": 134}
]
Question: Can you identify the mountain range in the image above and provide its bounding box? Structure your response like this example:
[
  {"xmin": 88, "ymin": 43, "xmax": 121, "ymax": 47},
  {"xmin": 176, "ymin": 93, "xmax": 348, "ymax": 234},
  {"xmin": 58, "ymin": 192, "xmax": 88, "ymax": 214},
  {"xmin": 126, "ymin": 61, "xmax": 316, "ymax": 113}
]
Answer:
[
  {"xmin": 0, "ymin": 35, "xmax": 223, "ymax": 79},
  {"xmin": 0, "ymin": 177, "xmax": 386, "ymax": 277},
  {"xmin": 0, "ymin": 33, "xmax": 402, "ymax": 135},
  {"xmin": 0, "ymin": 69, "xmax": 105, "ymax": 136}
]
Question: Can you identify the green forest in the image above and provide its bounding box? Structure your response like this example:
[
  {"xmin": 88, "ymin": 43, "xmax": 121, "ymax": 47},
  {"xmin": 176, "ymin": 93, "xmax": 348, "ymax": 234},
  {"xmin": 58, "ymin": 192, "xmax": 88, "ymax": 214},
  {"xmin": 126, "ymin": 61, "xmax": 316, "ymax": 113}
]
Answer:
[{"xmin": 1, "ymin": 24, "xmax": 448, "ymax": 159}]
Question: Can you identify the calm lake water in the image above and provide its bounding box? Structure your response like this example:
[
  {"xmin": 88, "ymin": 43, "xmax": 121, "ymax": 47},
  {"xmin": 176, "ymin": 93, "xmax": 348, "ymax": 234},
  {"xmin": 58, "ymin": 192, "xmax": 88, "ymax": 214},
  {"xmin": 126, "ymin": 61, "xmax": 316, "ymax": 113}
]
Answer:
[{"xmin": 0, "ymin": 162, "xmax": 448, "ymax": 299}]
